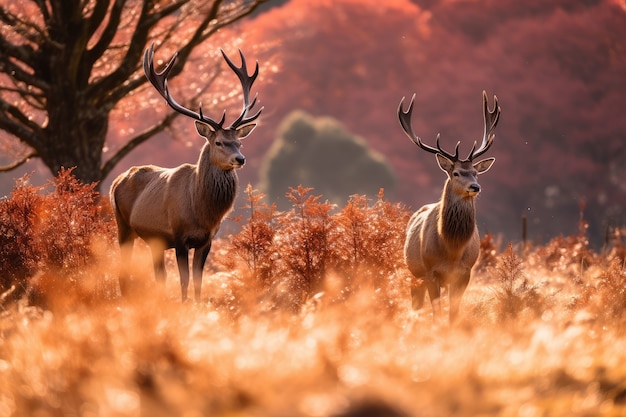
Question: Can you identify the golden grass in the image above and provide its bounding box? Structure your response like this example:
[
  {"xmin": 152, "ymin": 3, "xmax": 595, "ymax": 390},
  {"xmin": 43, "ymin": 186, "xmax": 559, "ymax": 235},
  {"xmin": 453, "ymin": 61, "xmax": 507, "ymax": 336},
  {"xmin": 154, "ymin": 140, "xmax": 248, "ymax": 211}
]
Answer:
[
  {"xmin": 1, "ymin": 177, "xmax": 625, "ymax": 416},
  {"xmin": 1, "ymin": 243, "xmax": 626, "ymax": 417}
]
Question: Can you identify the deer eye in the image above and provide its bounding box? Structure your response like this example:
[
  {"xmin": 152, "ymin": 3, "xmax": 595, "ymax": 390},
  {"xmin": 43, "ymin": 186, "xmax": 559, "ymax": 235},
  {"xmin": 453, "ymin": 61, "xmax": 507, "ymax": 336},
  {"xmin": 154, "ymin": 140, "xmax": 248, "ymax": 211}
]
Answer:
[
  {"xmin": 453, "ymin": 172, "xmax": 459, "ymax": 177},
  {"xmin": 215, "ymin": 141, "xmax": 223, "ymax": 147}
]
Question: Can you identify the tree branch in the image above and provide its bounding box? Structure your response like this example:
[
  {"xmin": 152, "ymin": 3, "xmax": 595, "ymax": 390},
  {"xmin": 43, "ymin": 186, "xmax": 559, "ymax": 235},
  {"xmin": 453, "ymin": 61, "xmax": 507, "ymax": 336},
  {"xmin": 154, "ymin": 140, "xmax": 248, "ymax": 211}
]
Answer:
[
  {"xmin": 32, "ymin": 0, "xmax": 51, "ymax": 22},
  {"xmin": 86, "ymin": 0, "xmax": 116, "ymax": 39},
  {"xmin": 0, "ymin": 33, "xmax": 38, "ymax": 73},
  {"xmin": 200, "ymin": 0, "xmax": 268, "ymax": 38},
  {"xmin": 0, "ymin": 98, "xmax": 44, "ymax": 149},
  {"xmin": 84, "ymin": 0, "xmax": 127, "ymax": 69},
  {"xmin": 0, "ymin": 151, "xmax": 38, "ymax": 172},
  {"xmin": 0, "ymin": 54, "xmax": 49, "ymax": 91},
  {"xmin": 86, "ymin": 0, "xmax": 166, "ymax": 104},
  {"xmin": 100, "ymin": 111, "xmax": 180, "ymax": 179},
  {"xmin": 0, "ymin": 7, "xmax": 48, "ymax": 46},
  {"xmin": 89, "ymin": 0, "xmax": 264, "ymax": 109}
]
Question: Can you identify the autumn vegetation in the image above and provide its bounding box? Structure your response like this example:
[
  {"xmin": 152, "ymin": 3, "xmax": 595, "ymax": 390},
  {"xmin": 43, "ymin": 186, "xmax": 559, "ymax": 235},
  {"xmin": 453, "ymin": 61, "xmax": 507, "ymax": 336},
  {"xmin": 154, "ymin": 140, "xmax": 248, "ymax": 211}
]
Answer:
[
  {"xmin": 1, "ymin": 1, "xmax": 626, "ymax": 416},
  {"xmin": 1, "ymin": 172, "xmax": 626, "ymax": 416},
  {"xmin": 2, "ymin": 0, "xmax": 624, "ymax": 247},
  {"xmin": 226, "ymin": 0, "xmax": 626, "ymax": 248}
]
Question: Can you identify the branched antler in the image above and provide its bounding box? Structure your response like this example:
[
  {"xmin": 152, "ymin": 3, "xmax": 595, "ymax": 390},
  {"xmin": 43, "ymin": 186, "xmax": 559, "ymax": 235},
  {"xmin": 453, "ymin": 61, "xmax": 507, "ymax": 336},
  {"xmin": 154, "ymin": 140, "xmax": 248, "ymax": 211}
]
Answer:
[
  {"xmin": 398, "ymin": 91, "xmax": 500, "ymax": 162},
  {"xmin": 221, "ymin": 49, "xmax": 263, "ymax": 128},
  {"xmin": 398, "ymin": 94, "xmax": 461, "ymax": 161},
  {"xmin": 142, "ymin": 43, "xmax": 263, "ymax": 131},
  {"xmin": 468, "ymin": 91, "xmax": 500, "ymax": 160}
]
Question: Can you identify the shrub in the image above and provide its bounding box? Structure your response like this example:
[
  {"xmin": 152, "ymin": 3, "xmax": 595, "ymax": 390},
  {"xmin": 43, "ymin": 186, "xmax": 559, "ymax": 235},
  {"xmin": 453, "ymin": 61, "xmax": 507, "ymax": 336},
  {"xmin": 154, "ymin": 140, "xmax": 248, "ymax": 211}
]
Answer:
[
  {"xmin": 492, "ymin": 244, "xmax": 546, "ymax": 321},
  {"xmin": 0, "ymin": 177, "xmax": 43, "ymax": 299},
  {"xmin": 475, "ymin": 233, "xmax": 499, "ymax": 272},
  {"xmin": 228, "ymin": 184, "xmax": 277, "ymax": 288},
  {"xmin": 334, "ymin": 190, "xmax": 409, "ymax": 291},
  {"xmin": 584, "ymin": 259, "xmax": 626, "ymax": 322},
  {"xmin": 0, "ymin": 169, "xmax": 116, "ymax": 307},
  {"xmin": 273, "ymin": 185, "xmax": 337, "ymax": 306},
  {"xmin": 217, "ymin": 186, "xmax": 410, "ymax": 312}
]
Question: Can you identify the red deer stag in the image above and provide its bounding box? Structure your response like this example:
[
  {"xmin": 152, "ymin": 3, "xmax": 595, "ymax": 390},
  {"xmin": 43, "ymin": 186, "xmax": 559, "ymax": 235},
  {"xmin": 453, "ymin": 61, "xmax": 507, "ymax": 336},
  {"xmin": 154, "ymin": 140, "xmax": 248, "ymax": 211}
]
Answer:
[
  {"xmin": 110, "ymin": 44, "xmax": 262, "ymax": 302},
  {"xmin": 397, "ymin": 91, "xmax": 500, "ymax": 321}
]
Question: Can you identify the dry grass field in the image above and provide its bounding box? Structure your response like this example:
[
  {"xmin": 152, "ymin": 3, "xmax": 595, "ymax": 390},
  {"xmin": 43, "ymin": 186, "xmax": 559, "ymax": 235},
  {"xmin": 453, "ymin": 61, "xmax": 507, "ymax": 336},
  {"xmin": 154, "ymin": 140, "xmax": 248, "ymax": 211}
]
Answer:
[{"xmin": 1, "ymin": 173, "xmax": 625, "ymax": 417}]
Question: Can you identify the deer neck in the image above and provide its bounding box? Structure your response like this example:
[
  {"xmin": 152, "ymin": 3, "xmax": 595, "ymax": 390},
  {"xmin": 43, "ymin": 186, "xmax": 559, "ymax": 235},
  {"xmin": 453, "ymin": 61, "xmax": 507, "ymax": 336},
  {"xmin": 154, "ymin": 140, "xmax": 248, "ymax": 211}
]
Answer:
[
  {"xmin": 438, "ymin": 180, "xmax": 477, "ymax": 250},
  {"xmin": 194, "ymin": 145, "xmax": 238, "ymax": 220}
]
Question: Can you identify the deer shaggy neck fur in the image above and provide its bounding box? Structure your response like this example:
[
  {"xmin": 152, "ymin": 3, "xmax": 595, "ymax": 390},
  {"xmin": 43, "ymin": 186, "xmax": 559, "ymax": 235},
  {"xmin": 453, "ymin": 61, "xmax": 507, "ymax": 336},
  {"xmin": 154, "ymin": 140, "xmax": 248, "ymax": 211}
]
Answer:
[
  {"xmin": 194, "ymin": 144, "xmax": 238, "ymax": 225},
  {"xmin": 438, "ymin": 180, "xmax": 477, "ymax": 249}
]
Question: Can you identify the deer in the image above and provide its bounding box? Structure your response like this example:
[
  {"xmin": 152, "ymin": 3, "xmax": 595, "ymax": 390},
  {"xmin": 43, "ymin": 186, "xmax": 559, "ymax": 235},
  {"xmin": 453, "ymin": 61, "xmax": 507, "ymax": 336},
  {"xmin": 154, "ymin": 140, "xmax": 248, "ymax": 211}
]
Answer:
[
  {"xmin": 397, "ymin": 91, "xmax": 500, "ymax": 321},
  {"xmin": 110, "ymin": 43, "xmax": 262, "ymax": 302}
]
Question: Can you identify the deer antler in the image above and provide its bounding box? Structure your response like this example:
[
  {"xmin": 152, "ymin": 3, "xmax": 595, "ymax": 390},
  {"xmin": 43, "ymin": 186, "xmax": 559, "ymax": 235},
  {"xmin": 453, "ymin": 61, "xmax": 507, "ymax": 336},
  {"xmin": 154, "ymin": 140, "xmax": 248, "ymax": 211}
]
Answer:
[
  {"xmin": 220, "ymin": 49, "xmax": 263, "ymax": 129},
  {"xmin": 143, "ymin": 43, "xmax": 225, "ymax": 130},
  {"xmin": 398, "ymin": 92, "xmax": 500, "ymax": 162},
  {"xmin": 143, "ymin": 43, "xmax": 263, "ymax": 130},
  {"xmin": 466, "ymin": 91, "xmax": 500, "ymax": 161},
  {"xmin": 398, "ymin": 94, "xmax": 461, "ymax": 162}
]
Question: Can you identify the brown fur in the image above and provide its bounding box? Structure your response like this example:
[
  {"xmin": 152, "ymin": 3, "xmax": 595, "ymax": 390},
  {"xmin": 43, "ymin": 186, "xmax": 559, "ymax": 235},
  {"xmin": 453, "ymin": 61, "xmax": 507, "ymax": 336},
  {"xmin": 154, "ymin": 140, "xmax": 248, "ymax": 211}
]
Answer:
[
  {"xmin": 112, "ymin": 46, "xmax": 262, "ymax": 302},
  {"xmin": 404, "ymin": 158, "xmax": 493, "ymax": 321},
  {"xmin": 398, "ymin": 91, "xmax": 500, "ymax": 321},
  {"xmin": 110, "ymin": 122, "xmax": 255, "ymax": 302}
]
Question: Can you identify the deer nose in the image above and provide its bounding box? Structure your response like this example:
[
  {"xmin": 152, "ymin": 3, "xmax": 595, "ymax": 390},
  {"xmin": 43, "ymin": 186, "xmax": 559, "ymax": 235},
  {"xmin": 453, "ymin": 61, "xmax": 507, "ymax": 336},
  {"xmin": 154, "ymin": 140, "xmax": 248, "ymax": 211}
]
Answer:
[
  {"xmin": 469, "ymin": 183, "xmax": 480, "ymax": 194},
  {"xmin": 235, "ymin": 156, "xmax": 246, "ymax": 166}
]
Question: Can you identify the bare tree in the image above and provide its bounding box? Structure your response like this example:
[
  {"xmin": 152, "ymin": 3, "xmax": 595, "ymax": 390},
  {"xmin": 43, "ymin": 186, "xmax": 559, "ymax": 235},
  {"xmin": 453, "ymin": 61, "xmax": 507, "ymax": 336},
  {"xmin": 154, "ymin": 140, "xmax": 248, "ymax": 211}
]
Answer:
[{"xmin": 0, "ymin": 0, "xmax": 267, "ymax": 187}]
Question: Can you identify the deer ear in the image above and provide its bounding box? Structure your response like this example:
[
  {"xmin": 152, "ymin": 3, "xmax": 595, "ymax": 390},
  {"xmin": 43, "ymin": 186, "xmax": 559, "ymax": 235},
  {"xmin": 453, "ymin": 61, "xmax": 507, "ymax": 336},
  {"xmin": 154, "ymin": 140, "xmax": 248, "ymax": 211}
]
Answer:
[
  {"xmin": 236, "ymin": 124, "xmax": 256, "ymax": 138},
  {"xmin": 474, "ymin": 157, "xmax": 495, "ymax": 174},
  {"xmin": 195, "ymin": 121, "xmax": 216, "ymax": 138},
  {"xmin": 436, "ymin": 153, "xmax": 454, "ymax": 173}
]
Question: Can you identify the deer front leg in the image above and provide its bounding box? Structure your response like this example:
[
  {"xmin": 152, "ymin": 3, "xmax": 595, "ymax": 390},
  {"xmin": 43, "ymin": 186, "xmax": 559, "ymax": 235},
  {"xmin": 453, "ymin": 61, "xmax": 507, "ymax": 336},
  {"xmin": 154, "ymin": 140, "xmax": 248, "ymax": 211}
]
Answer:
[
  {"xmin": 425, "ymin": 274, "xmax": 442, "ymax": 319},
  {"xmin": 116, "ymin": 223, "xmax": 136, "ymax": 298},
  {"xmin": 410, "ymin": 280, "xmax": 427, "ymax": 310},
  {"xmin": 192, "ymin": 241, "xmax": 212, "ymax": 303},
  {"xmin": 150, "ymin": 243, "xmax": 166, "ymax": 284},
  {"xmin": 118, "ymin": 240, "xmax": 134, "ymax": 297},
  {"xmin": 175, "ymin": 242, "xmax": 190, "ymax": 302},
  {"xmin": 449, "ymin": 272, "xmax": 470, "ymax": 322}
]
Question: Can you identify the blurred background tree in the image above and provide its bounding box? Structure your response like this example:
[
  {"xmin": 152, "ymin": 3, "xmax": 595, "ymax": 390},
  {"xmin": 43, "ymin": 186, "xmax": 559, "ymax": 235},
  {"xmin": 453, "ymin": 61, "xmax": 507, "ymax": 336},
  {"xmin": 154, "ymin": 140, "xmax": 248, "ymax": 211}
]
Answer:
[
  {"xmin": 259, "ymin": 110, "xmax": 396, "ymax": 209},
  {"xmin": 0, "ymin": 0, "xmax": 268, "ymax": 187}
]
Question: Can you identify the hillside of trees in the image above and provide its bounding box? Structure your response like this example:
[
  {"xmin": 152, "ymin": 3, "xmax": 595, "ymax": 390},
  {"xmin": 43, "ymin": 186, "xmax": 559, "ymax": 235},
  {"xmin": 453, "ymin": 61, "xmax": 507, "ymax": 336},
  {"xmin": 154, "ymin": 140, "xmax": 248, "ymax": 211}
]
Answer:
[
  {"xmin": 2, "ymin": 0, "xmax": 624, "ymax": 247},
  {"xmin": 231, "ymin": 0, "xmax": 626, "ymax": 247}
]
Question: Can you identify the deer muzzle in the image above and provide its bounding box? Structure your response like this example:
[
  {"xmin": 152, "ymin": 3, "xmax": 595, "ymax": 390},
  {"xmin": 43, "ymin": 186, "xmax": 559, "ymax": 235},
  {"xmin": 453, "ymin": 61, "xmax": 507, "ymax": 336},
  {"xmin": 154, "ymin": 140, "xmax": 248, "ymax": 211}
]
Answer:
[
  {"xmin": 234, "ymin": 155, "xmax": 246, "ymax": 167},
  {"xmin": 468, "ymin": 183, "xmax": 480, "ymax": 195}
]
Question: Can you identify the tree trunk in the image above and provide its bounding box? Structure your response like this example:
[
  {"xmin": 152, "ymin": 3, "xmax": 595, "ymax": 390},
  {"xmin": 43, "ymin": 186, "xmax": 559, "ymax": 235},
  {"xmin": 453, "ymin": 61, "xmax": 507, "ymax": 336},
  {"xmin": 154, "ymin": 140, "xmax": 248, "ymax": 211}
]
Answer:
[
  {"xmin": 41, "ymin": 98, "xmax": 109, "ymax": 188},
  {"xmin": 41, "ymin": 35, "xmax": 108, "ymax": 188}
]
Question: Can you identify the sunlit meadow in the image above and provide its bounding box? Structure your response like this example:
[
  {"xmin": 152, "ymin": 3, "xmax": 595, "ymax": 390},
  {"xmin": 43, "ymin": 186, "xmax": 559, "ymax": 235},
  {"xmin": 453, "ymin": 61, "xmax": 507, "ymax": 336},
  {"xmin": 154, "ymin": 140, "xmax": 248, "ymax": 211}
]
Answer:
[{"xmin": 1, "ymin": 173, "xmax": 625, "ymax": 417}]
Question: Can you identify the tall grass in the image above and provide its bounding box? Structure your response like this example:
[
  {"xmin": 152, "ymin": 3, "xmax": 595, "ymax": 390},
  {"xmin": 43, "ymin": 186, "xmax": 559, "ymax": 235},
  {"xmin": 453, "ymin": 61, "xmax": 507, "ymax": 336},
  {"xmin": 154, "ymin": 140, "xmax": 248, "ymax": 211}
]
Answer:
[{"xmin": 1, "ymin": 172, "xmax": 625, "ymax": 417}]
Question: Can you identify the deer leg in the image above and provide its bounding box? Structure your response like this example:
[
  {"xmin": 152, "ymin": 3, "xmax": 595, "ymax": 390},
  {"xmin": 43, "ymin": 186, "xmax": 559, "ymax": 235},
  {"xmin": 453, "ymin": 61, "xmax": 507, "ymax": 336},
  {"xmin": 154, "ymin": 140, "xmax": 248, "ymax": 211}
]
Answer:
[
  {"xmin": 192, "ymin": 241, "xmax": 212, "ymax": 303},
  {"xmin": 118, "ymin": 242, "xmax": 134, "ymax": 297},
  {"xmin": 175, "ymin": 242, "xmax": 190, "ymax": 302},
  {"xmin": 410, "ymin": 280, "xmax": 426, "ymax": 310},
  {"xmin": 449, "ymin": 273, "xmax": 470, "ymax": 322},
  {"xmin": 425, "ymin": 276, "xmax": 442, "ymax": 319},
  {"xmin": 150, "ymin": 244, "xmax": 166, "ymax": 284},
  {"xmin": 116, "ymin": 225, "xmax": 134, "ymax": 297}
]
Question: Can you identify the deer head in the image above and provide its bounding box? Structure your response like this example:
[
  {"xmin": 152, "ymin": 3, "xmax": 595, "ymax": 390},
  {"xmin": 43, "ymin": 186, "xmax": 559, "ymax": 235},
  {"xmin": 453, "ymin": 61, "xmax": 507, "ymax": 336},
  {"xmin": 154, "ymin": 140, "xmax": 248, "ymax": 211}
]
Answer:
[
  {"xmin": 143, "ymin": 43, "xmax": 263, "ymax": 169},
  {"xmin": 398, "ymin": 91, "xmax": 500, "ymax": 198}
]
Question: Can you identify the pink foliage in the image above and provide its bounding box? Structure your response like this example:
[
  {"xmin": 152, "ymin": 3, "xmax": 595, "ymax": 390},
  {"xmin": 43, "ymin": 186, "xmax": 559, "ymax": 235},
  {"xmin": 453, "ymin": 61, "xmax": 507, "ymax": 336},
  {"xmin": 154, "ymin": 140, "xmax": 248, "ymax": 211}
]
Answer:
[{"xmin": 102, "ymin": 0, "xmax": 625, "ymax": 247}]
